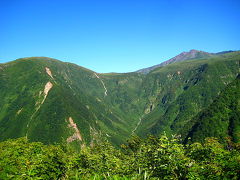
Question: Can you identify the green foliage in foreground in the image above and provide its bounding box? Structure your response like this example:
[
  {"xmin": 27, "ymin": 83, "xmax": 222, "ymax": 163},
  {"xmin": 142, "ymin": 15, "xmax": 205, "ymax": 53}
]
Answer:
[{"xmin": 0, "ymin": 136, "xmax": 240, "ymax": 179}]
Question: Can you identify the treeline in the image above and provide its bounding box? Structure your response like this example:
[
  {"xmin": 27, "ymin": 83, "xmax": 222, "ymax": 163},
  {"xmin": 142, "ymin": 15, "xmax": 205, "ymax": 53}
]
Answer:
[{"xmin": 0, "ymin": 135, "xmax": 239, "ymax": 179}]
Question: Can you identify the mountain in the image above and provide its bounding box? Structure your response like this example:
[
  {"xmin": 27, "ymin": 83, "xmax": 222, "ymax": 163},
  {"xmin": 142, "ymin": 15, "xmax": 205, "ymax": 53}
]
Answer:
[
  {"xmin": 136, "ymin": 51, "xmax": 240, "ymax": 140},
  {"xmin": 0, "ymin": 57, "xmax": 143, "ymax": 147},
  {"xmin": 136, "ymin": 49, "xmax": 213, "ymax": 74},
  {"xmin": 136, "ymin": 49, "xmax": 237, "ymax": 74},
  {"xmin": 0, "ymin": 51, "xmax": 239, "ymax": 147}
]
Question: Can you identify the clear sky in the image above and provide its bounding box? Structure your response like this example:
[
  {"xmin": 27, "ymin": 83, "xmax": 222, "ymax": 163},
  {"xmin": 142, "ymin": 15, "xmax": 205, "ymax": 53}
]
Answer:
[{"xmin": 0, "ymin": 0, "xmax": 239, "ymax": 73}]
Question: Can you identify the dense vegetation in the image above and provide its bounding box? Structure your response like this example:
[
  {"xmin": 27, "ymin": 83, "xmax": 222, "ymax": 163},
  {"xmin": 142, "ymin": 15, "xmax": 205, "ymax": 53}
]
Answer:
[
  {"xmin": 0, "ymin": 51, "xmax": 239, "ymax": 148},
  {"xmin": 0, "ymin": 136, "xmax": 239, "ymax": 179},
  {"xmin": 182, "ymin": 74, "xmax": 240, "ymax": 144},
  {"xmin": 137, "ymin": 52, "xmax": 240, "ymax": 140}
]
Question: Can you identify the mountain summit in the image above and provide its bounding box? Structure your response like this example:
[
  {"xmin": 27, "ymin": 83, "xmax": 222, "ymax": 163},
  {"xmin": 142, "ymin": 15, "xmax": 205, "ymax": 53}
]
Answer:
[{"xmin": 136, "ymin": 49, "xmax": 212, "ymax": 74}]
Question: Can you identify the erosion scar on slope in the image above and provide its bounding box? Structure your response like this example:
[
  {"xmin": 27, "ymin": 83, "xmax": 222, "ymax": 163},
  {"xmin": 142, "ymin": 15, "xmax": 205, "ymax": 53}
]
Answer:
[
  {"xmin": 67, "ymin": 117, "xmax": 83, "ymax": 142},
  {"xmin": 26, "ymin": 81, "xmax": 53, "ymax": 138},
  {"xmin": 45, "ymin": 67, "xmax": 54, "ymax": 79},
  {"xmin": 41, "ymin": 81, "xmax": 53, "ymax": 104},
  {"xmin": 94, "ymin": 73, "xmax": 108, "ymax": 96},
  {"xmin": 132, "ymin": 117, "xmax": 142, "ymax": 135}
]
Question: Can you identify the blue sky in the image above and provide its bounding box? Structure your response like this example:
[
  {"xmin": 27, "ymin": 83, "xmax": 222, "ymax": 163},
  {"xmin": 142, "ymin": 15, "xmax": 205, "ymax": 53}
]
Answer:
[{"xmin": 0, "ymin": 0, "xmax": 239, "ymax": 73}]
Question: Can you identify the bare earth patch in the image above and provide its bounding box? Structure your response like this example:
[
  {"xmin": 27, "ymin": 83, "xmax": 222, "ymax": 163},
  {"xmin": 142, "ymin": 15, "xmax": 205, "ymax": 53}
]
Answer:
[
  {"xmin": 67, "ymin": 117, "xmax": 83, "ymax": 142},
  {"xmin": 45, "ymin": 67, "xmax": 54, "ymax": 79},
  {"xmin": 41, "ymin": 81, "xmax": 53, "ymax": 104}
]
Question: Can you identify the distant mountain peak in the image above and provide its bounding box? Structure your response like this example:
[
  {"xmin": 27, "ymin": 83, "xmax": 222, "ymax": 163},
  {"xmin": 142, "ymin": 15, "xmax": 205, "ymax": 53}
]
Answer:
[
  {"xmin": 190, "ymin": 49, "xmax": 199, "ymax": 52},
  {"xmin": 163, "ymin": 49, "xmax": 210, "ymax": 64},
  {"xmin": 136, "ymin": 49, "xmax": 212, "ymax": 74}
]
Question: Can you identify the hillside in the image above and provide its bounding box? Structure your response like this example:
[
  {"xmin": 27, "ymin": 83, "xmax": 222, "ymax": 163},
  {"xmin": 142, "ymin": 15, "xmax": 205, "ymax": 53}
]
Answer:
[
  {"xmin": 0, "ymin": 58, "xmax": 140, "ymax": 147},
  {"xmin": 0, "ymin": 51, "xmax": 239, "ymax": 147},
  {"xmin": 137, "ymin": 52, "xmax": 240, "ymax": 138},
  {"xmin": 182, "ymin": 74, "xmax": 240, "ymax": 144}
]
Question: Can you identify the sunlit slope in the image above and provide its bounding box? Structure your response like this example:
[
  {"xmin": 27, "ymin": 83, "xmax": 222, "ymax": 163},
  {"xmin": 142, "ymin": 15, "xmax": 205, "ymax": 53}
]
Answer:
[
  {"xmin": 0, "ymin": 51, "xmax": 239, "ymax": 147},
  {"xmin": 137, "ymin": 52, "xmax": 240, "ymax": 138},
  {"xmin": 182, "ymin": 74, "xmax": 240, "ymax": 143},
  {"xmin": 0, "ymin": 57, "xmax": 138, "ymax": 146}
]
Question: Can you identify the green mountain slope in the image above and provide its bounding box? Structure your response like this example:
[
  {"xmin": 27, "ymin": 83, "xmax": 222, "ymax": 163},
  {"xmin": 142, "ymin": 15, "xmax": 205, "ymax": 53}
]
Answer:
[
  {"xmin": 182, "ymin": 74, "xmax": 240, "ymax": 143},
  {"xmin": 0, "ymin": 51, "xmax": 239, "ymax": 147},
  {"xmin": 136, "ymin": 52, "xmax": 240, "ymax": 137},
  {"xmin": 0, "ymin": 58, "xmax": 139, "ymax": 146}
]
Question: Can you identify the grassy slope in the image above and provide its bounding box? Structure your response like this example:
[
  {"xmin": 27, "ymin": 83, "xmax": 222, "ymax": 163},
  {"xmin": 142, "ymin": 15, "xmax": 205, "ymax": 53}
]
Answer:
[
  {"xmin": 137, "ymin": 52, "xmax": 240, "ymax": 138},
  {"xmin": 0, "ymin": 52, "xmax": 239, "ymax": 147},
  {"xmin": 182, "ymin": 74, "xmax": 240, "ymax": 143},
  {"xmin": 0, "ymin": 58, "xmax": 138, "ymax": 146}
]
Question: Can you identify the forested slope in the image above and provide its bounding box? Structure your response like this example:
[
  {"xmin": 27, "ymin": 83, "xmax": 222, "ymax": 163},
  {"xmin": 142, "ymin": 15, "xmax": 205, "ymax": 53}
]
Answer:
[{"xmin": 0, "ymin": 51, "xmax": 239, "ymax": 147}]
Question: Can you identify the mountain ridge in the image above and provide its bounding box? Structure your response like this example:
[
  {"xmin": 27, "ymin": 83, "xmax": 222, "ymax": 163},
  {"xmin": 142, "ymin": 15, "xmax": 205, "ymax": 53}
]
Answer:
[
  {"xmin": 136, "ymin": 49, "xmax": 236, "ymax": 74},
  {"xmin": 0, "ymin": 51, "xmax": 239, "ymax": 148}
]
